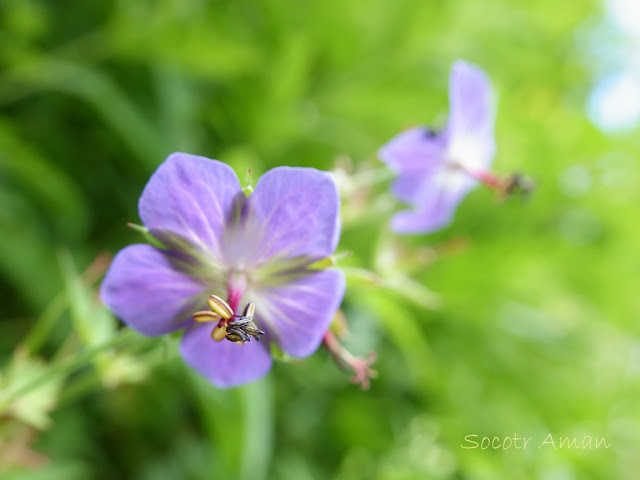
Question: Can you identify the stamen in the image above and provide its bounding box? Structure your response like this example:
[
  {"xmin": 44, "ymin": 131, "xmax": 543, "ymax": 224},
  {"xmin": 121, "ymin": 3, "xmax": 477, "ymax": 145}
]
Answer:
[
  {"xmin": 458, "ymin": 165, "xmax": 535, "ymax": 200},
  {"xmin": 195, "ymin": 293, "xmax": 265, "ymax": 344},
  {"xmin": 467, "ymin": 169, "xmax": 503, "ymax": 189},
  {"xmin": 207, "ymin": 295, "xmax": 233, "ymax": 319},
  {"xmin": 501, "ymin": 173, "xmax": 535, "ymax": 200},
  {"xmin": 211, "ymin": 321, "xmax": 228, "ymax": 341},
  {"xmin": 193, "ymin": 311, "xmax": 221, "ymax": 323},
  {"xmin": 225, "ymin": 302, "xmax": 265, "ymax": 343},
  {"xmin": 242, "ymin": 302, "xmax": 255, "ymax": 318}
]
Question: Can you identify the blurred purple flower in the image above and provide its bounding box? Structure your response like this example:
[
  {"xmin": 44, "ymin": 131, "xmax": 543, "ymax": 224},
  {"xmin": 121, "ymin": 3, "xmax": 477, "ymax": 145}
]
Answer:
[
  {"xmin": 379, "ymin": 60, "xmax": 496, "ymax": 234},
  {"xmin": 101, "ymin": 153, "xmax": 345, "ymax": 387}
]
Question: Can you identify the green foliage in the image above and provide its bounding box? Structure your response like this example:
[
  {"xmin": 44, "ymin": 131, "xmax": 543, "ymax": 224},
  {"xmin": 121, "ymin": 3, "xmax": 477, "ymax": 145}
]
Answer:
[{"xmin": 2, "ymin": 0, "xmax": 639, "ymax": 479}]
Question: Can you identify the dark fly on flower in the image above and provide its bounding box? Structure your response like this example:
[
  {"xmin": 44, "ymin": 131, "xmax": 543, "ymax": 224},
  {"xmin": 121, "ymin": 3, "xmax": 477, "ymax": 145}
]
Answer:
[{"xmin": 193, "ymin": 295, "xmax": 265, "ymax": 344}]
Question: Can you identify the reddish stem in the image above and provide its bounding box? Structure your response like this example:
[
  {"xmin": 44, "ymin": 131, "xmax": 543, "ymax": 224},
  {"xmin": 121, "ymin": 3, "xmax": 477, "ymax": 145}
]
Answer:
[{"xmin": 323, "ymin": 330, "xmax": 377, "ymax": 390}]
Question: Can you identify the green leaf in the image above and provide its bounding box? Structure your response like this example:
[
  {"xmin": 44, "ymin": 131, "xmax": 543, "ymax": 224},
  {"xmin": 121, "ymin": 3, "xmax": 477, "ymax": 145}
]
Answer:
[{"xmin": 0, "ymin": 348, "xmax": 63, "ymax": 429}]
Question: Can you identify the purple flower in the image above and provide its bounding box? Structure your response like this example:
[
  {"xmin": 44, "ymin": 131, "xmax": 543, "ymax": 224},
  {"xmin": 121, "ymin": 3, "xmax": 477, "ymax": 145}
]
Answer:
[
  {"xmin": 379, "ymin": 60, "xmax": 496, "ymax": 234},
  {"xmin": 100, "ymin": 153, "xmax": 345, "ymax": 387}
]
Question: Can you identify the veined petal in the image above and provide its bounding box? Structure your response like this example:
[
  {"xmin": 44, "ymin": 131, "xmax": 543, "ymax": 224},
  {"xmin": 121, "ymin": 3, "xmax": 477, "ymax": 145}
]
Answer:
[
  {"xmin": 448, "ymin": 60, "xmax": 496, "ymax": 170},
  {"xmin": 247, "ymin": 167, "xmax": 340, "ymax": 264},
  {"xmin": 180, "ymin": 324, "xmax": 272, "ymax": 388},
  {"xmin": 378, "ymin": 127, "xmax": 448, "ymax": 173},
  {"xmin": 100, "ymin": 244, "xmax": 206, "ymax": 336},
  {"xmin": 138, "ymin": 153, "xmax": 242, "ymax": 262},
  {"xmin": 254, "ymin": 268, "xmax": 346, "ymax": 357}
]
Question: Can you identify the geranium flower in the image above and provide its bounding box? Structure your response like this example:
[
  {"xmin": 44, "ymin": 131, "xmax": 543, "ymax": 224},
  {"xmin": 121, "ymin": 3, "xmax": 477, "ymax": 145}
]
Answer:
[
  {"xmin": 100, "ymin": 153, "xmax": 345, "ymax": 387},
  {"xmin": 379, "ymin": 60, "xmax": 497, "ymax": 234}
]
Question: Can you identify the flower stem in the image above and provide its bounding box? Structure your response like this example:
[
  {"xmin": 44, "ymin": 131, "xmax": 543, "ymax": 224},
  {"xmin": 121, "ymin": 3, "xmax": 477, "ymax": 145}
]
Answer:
[
  {"xmin": 23, "ymin": 294, "xmax": 67, "ymax": 355},
  {"xmin": 0, "ymin": 329, "xmax": 137, "ymax": 410},
  {"xmin": 347, "ymin": 166, "xmax": 396, "ymax": 190},
  {"xmin": 23, "ymin": 252, "xmax": 111, "ymax": 355},
  {"xmin": 322, "ymin": 330, "xmax": 377, "ymax": 390},
  {"xmin": 239, "ymin": 378, "xmax": 273, "ymax": 480}
]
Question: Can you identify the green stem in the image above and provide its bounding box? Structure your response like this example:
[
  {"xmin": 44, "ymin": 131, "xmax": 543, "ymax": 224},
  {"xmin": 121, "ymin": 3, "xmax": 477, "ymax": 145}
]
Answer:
[
  {"xmin": 0, "ymin": 329, "xmax": 137, "ymax": 410},
  {"xmin": 23, "ymin": 293, "xmax": 67, "ymax": 355},
  {"xmin": 239, "ymin": 378, "xmax": 273, "ymax": 480},
  {"xmin": 347, "ymin": 166, "xmax": 395, "ymax": 190},
  {"xmin": 57, "ymin": 341, "xmax": 163, "ymax": 406},
  {"xmin": 24, "ymin": 251, "xmax": 111, "ymax": 355},
  {"xmin": 58, "ymin": 372, "xmax": 102, "ymax": 406}
]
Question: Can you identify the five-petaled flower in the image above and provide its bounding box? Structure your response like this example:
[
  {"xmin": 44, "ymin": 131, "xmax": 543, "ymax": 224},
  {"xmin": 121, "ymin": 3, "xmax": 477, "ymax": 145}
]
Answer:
[
  {"xmin": 379, "ymin": 60, "xmax": 496, "ymax": 234},
  {"xmin": 100, "ymin": 153, "xmax": 346, "ymax": 387}
]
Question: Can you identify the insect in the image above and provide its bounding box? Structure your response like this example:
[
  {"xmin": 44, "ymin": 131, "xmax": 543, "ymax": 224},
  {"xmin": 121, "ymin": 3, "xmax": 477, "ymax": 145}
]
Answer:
[{"xmin": 193, "ymin": 295, "xmax": 265, "ymax": 344}]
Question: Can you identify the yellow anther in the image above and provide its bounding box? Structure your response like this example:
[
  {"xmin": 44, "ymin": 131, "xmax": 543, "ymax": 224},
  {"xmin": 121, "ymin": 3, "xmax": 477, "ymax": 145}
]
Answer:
[
  {"xmin": 243, "ymin": 302, "xmax": 256, "ymax": 318},
  {"xmin": 211, "ymin": 323, "xmax": 228, "ymax": 341},
  {"xmin": 193, "ymin": 311, "xmax": 221, "ymax": 323},
  {"xmin": 207, "ymin": 295, "xmax": 233, "ymax": 319}
]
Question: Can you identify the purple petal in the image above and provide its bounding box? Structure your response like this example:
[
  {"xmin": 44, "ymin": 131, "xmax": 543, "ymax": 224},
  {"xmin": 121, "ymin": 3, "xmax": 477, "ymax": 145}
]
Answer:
[
  {"xmin": 180, "ymin": 324, "xmax": 272, "ymax": 387},
  {"xmin": 254, "ymin": 269, "xmax": 346, "ymax": 357},
  {"xmin": 378, "ymin": 127, "xmax": 448, "ymax": 173},
  {"xmin": 391, "ymin": 171, "xmax": 429, "ymax": 204},
  {"xmin": 391, "ymin": 205, "xmax": 453, "ymax": 234},
  {"xmin": 247, "ymin": 167, "xmax": 340, "ymax": 264},
  {"xmin": 384, "ymin": 61, "xmax": 497, "ymax": 235},
  {"xmin": 447, "ymin": 60, "xmax": 496, "ymax": 169},
  {"xmin": 100, "ymin": 244, "xmax": 206, "ymax": 336},
  {"xmin": 390, "ymin": 170, "xmax": 474, "ymax": 234},
  {"xmin": 138, "ymin": 153, "xmax": 242, "ymax": 262}
]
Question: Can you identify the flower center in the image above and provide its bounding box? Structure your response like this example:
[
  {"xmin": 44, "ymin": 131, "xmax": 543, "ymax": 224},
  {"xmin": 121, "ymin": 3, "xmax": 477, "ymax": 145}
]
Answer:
[
  {"xmin": 191, "ymin": 288, "xmax": 265, "ymax": 345},
  {"xmin": 226, "ymin": 269, "xmax": 247, "ymax": 313}
]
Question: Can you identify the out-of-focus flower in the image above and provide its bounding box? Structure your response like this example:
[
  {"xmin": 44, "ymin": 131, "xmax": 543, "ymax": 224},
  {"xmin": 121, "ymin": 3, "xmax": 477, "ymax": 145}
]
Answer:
[
  {"xmin": 379, "ymin": 60, "xmax": 496, "ymax": 234},
  {"xmin": 100, "ymin": 153, "xmax": 345, "ymax": 387}
]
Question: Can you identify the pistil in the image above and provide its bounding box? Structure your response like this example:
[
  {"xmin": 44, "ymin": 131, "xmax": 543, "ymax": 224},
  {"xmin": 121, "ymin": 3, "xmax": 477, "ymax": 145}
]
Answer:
[{"xmin": 226, "ymin": 270, "xmax": 247, "ymax": 313}]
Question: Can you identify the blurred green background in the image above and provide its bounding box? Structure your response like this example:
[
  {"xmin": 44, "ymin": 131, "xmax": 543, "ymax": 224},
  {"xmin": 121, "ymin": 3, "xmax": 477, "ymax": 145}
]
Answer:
[{"xmin": 1, "ymin": 0, "xmax": 640, "ymax": 479}]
